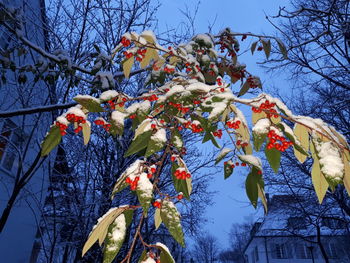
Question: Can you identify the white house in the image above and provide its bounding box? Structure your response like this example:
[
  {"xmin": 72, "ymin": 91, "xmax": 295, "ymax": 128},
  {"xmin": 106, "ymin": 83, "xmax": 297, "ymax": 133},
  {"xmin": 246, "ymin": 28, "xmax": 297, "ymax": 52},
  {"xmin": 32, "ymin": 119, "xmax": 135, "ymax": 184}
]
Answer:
[{"xmin": 244, "ymin": 195, "xmax": 350, "ymax": 263}]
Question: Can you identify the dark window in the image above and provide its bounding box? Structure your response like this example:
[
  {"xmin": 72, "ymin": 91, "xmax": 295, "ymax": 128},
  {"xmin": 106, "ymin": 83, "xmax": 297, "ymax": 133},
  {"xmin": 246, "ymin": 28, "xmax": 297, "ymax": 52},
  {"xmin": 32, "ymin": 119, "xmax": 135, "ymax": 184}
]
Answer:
[
  {"xmin": 271, "ymin": 243, "xmax": 291, "ymax": 259},
  {"xmin": 0, "ymin": 119, "xmax": 22, "ymax": 172},
  {"xmin": 295, "ymin": 243, "xmax": 313, "ymax": 259},
  {"xmin": 287, "ymin": 216, "xmax": 306, "ymax": 229},
  {"xmin": 325, "ymin": 242, "xmax": 339, "ymax": 259},
  {"xmin": 322, "ymin": 218, "xmax": 346, "ymax": 229}
]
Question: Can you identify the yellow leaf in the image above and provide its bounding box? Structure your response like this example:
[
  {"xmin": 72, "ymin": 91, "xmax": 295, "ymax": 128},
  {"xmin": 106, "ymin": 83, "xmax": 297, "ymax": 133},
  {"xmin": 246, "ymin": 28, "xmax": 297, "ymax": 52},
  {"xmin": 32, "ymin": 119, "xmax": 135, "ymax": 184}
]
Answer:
[
  {"xmin": 169, "ymin": 56, "xmax": 180, "ymax": 66},
  {"xmin": 140, "ymin": 48, "xmax": 158, "ymax": 69},
  {"xmin": 82, "ymin": 207, "xmax": 128, "ymax": 257},
  {"xmin": 343, "ymin": 153, "xmax": 350, "ymax": 196},
  {"xmin": 154, "ymin": 208, "xmax": 162, "ymax": 230},
  {"xmin": 293, "ymin": 123, "xmax": 309, "ymax": 163},
  {"xmin": 311, "ymin": 158, "xmax": 328, "ymax": 204},
  {"xmin": 122, "ymin": 56, "xmax": 134, "ymax": 79},
  {"xmin": 252, "ymin": 111, "xmax": 267, "ymax": 124},
  {"xmin": 82, "ymin": 122, "xmax": 91, "ymax": 145},
  {"xmin": 258, "ymin": 185, "xmax": 268, "ymax": 214}
]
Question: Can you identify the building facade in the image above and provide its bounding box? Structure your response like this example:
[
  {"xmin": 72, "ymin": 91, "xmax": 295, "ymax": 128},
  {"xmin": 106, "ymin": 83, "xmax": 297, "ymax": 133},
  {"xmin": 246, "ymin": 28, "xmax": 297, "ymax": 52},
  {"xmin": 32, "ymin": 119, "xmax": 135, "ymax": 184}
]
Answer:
[{"xmin": 244, "ymin": 195, "xmax": 350, "ymax": 263}]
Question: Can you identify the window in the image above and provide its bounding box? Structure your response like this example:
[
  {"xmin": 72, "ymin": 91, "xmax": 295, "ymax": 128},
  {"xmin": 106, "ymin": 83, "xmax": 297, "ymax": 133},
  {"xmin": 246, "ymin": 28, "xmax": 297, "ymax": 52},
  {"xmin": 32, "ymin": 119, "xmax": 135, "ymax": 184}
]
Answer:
[
  {"xmin": 271, "ymin": 243, "xmax": 291, "ymax": 259},
  {"xmin": 254, "ymin": 246, "xmax": 259, "ymax": 262},
  {"xmin": 295, "ymin": 243, "xmax": 313, "ymax": 259},
  {"xmin": 287, "ymin": 216, "xmax": 306, "ymax": 230},
  {"xmin": 322, "ymin": 218, "xmax": 346, "ymax": 229},
  {"xmin": 325, "ymin": 242, "xmax": 339, "ymax": 259},
  {"xmin": 0, "ymin": 119, "xmax": 22, "ymax": 172}
]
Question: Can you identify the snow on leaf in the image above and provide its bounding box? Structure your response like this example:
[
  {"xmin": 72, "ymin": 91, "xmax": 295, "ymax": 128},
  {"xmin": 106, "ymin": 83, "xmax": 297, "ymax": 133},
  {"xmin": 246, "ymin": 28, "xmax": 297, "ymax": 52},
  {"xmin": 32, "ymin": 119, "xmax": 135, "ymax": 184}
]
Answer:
[
  {"xmin": 82, "ymin": 207, "xmax": 128, "ymax": 257},
  {"xmin": 74, "ymin": 95, "xmax": 103, "ymax": 112},
  {"xmin": 111, "ymin": 160, "xmax": 144, "ymax": 199},
  {"xmin": 160, "ymin": 200, "xmax": 185, "ymax": 247},
  {"xmin": 41, "ymin": 125, "xmax": 62, "ymax": 156},
  {"xmin": 215, "ymin": 148, "xmax": 232, "ymax": 164},
  {"xmin": 156, "ymin": 242, "xmax": 175, "ymax": 263},
  {"xmin": 145, "ymin": 128, "xmax": 167, "ymax": 157},
  {"xmin": 102, "ymin": 214, "xmax": 126, "ymax": 263},
  {"xmin": 238, "ymin": 155, "xmax": 262, "ymax": 170},
  {"xmin": 252, "ymin": 118, "xmax": 270, "ymax": 135},
  {"xmin": 136, "ymin": 173, "xmax": 153, "ymax": 216},
  {"xmin": 100, "ymin": 90, "xmax": 119, "ymax": 102}
]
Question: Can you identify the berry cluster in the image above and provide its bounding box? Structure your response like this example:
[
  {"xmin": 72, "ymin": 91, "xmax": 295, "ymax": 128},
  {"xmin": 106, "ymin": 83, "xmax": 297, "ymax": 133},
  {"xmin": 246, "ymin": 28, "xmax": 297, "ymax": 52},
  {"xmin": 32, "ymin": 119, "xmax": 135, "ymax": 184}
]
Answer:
[
  {"xmin": 164, "ymin": 66, "xmax": 175, "ymax": 74},
  {"xmin": 224, "ymin": 161, "xmax": 247, "ymax": 168},
  {"xmin": 143, "ymin": 94, "xmax": 158, "ymax": 102},
  {"xmin": 123, "ymin": 51, "xmax": 133, "ymax": 59},
  {"xmin": 55, "ymin": 122, "xmax": 68, "ymax": 136},
  {"xmin": 225, "ymin": 120, "xmax": 241, "ymax": 129},
  {"xmin": 174, "ymin": 168, "xmax": 191, "ymax": 180},
  {"xmin": 266, "ymin": 129, "xmax": 293, "ymax": 152},
  {"xmin": 147, "ymin": 165, "xmax": 157, "ymax": 179},
  {"xmin": 66, "ymin": 113, "xmax": 86, "ymax": 124},
  {"xmin": 94, "ymin": 118, "xmax": 111, "ymax": 131},
  {"xmin": 125, "ymin": 176, "xmax": 139, "ymax": 191},
  {"xmin": 153, "ymin": 200, "xmax": 162, "ymax": 209},
  {"xmin": 168, "ymin": 102, "xmax": 190, "ymax": 114},
  {"xmin": 213, "ymin": 129, "xmax": 223, "ymax": 139},
  {"xmin": 216, "ymin": 77, "xmax": 223, "ymax": 86},
  {"xmin": 121, "ymin": 37, "xmax": 131, "ymax": 47},
  {"xmin": 135, "ymin": 48, "xmax": 147, "ymax": 62},
  {"xmin": 236, "ymin": 140, "xmax": 248, "ymax": 147},
  {"xmin": 246, "ymin": 76, "xmax": 259, "ymax": 88},
  {"xmin": 252, "ymin": 100, "xmax": 278, "ymax": 118},
  {"xmin": 190, "ymin": 123, "xmax": 204, "ymax": 133}
]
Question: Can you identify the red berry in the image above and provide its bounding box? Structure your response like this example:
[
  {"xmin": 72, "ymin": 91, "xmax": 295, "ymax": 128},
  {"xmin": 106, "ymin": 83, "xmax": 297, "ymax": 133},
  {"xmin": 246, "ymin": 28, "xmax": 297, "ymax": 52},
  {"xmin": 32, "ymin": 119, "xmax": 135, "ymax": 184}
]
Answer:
[{"xmin": 151, "ymin": 124, "xmax": 157, "ymax": 129}]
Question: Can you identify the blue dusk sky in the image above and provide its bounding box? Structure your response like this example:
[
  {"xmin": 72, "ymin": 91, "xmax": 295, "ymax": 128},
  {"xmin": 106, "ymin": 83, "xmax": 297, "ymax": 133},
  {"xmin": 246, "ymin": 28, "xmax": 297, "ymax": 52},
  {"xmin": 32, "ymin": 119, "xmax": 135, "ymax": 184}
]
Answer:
[{"xmin": 156, "ymin": 0, "xmax": 291, "ymax": 247}]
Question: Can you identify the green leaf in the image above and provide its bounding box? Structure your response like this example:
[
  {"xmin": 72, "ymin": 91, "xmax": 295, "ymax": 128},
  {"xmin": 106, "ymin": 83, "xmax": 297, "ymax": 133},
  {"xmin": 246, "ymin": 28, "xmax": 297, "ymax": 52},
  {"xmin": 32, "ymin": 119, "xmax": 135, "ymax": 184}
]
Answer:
[
  {"xmin": 73, "ymin": 96, "xmax": 104, "ymax": 112},
  {"xmin": 41, "ymin": 125, "xmax": 62, "ymax": 156},
  {"xmin": 171, "ymin": 163, "xmax": 192, "ymax": 199},
  {"xmin": 261, "ymin": 39, "xmax": 271, "ymax": 59},
  {"xmin": 160, "ymin": 200, "xmax": 185, "ymax": 247},
  {"xmin": 103, "ymin": 214, "xmax": 127, "ymax": 263},
  {"xmin": 238, "ymin": 80, "xmax": 250, "ymax": 97},
  {"xmin": 311, "ymin": 157, "xmax": 328, "ymax": 204},
  {"xmin": 276, "ymin": 38, "xmax": 288, "ymax": 59},
  {"xmin": 124, "ymin": 130, "xmax": 153, "ymax": 157},
  {"xmin": 224, "ymin": 161, "xmax": 234, "ymax": 179},
  {"xmin": 258, "ymin": 183, "xmax": 268, "ymax": 214},
  {"xmin": 155, "ymin": 208, "xmax": 162, "ymax": 229},
  {"xmin": 156, "ymin": 242, "xmax": 176, "ymax": 263},
  {"xmin": 251, "ymin": 41, "xmax": 258, "ymax": 55},
  {"xmin": 245, "ymin": 171, "xmax": 258, "ymax": 208},
  {"xmin": 136, "ymin": 174, "xmax": 153, "ymax": 216},
  {"xmin": 82, "ymin": 207, "xmax": 128, "ymax": 256},
  {"xmin": 145, "ymin": 130, "xmax": 166, "ymax": 157},
  {"xmin": 253, "ymin": 132, "xmax": 266, "ymax": 151},
  {"xmin": 203, "ymin": 131, "xmax": 221, "ymax": 148},
  {"xmin": 138, "ymin": 250, "xmax": 147, "ymax": 263},
  {"xmin": 265, "ymin": 147, "xmax": 281, "ymax": 173},
  {"xmin": 123, "ymin": 210, "xmax": 134, "ymax": 228}
]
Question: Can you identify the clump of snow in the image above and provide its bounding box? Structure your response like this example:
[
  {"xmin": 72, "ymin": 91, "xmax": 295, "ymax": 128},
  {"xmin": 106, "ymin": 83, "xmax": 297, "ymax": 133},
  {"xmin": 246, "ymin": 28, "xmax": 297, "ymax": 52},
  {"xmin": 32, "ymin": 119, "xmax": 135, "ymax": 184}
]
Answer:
[
  {"xmin": 151, "ymin": 128, "xmax": 167, "ymax": 143},
  {"xmin": 100, "ymin": 90, "xmax": 119, "ymax": 101},
  {"xmin": 173, "ymin": 135, "xmax": 183, "ymax": 148},
  {"xmin": 192, "ymin": 34, "xmax": 214, "ymax": 48},
  {"xmin": 238, "ymin": 155, "xmax": 262, "ymax": 170},
  {"xmin": 96, "ymin": 71, "xmax": 115, "ymax": 89},
  {"xmin": 314, "ymin": 139, "xmax": 344, "ymax": 181},
  {"xmin": 74, "ymin": 94, "xmax": 100, "ymax": 104},
  {"xmin": 111, "ymin": 111, "xmax": 127, "ymax": 127},
  {"xmin": 187, "ymin": 82, "xmax": 211, "ymax": 94},
  {"xmin": 253, "ymin": 118, "xmax": 271, "ymax": 134},
  {"xmin": 166, "ymin": 85, "xmax": 185, "ymax": 98},
  {"xmin": 269, "ymin": 126, "xmax": 283, "ymax": 137},
  {"xmin": 141, "ymin": 30, "xmax": 157, "ymax": 44},
  {"xmin": 126, "ymin": 100, "xmax": 151, "ymax": 114},
  {"xmin": 216, "ymin": 148, "xmax": 232, "ymax": 160},
  {"xmin": 66, "ymin": 106, "xmax": 86, "ymax": 118},
  {"xmin": 134, "ymin": 119, "xmax": 152, "ymax": 139},
  {"xmin": 207, "ymin": 102, "xmax": 228, "ymax": 120},
  {"xmin": 137, "ymin": 173, "xmax": 153, "ymax": 198},
  {"xmin": 123, "ymin": 159, "xmax": 144, "ymax": 181},
  {"xmin": 141, "ymin": 258, "xmax": 156, "ymax": 263},
  {"xmin": 56, "ymin": 116, "xmax": 69, "ymax": 126},
  {"xmin": 156, "ymin": 242, "xmax": 174, "ymax": 260},
  {"xmin": 106, "ymin": 214, "xmax": 126, "ymax": 251}
]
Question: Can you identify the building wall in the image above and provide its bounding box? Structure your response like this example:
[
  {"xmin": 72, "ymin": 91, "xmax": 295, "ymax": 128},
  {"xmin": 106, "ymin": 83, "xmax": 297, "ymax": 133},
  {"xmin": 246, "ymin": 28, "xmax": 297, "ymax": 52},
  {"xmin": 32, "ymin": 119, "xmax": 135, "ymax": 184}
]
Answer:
[
  {"xmin": 245, "ymin": 236, "xmax": 350, "ymax": 263},
  {"xmin": 0, "ymin": 0, "xmax": 54, "ymax": 262}
]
